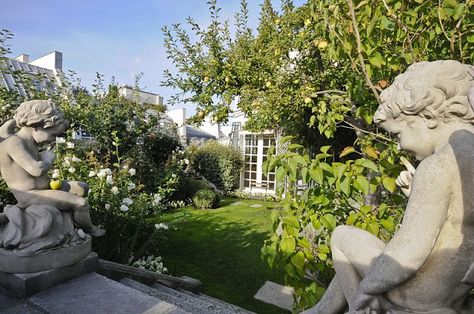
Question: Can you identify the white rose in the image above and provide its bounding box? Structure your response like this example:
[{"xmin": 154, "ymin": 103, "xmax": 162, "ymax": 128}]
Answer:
[
  {"xmin": 88, "ymin": 171, "xmax": 96, "ymax": 177},
  {"xmin": 122, "ymin": 197, "xmax": 133, "ymax": 205},
  {"xmin": 111, "ymin": 186, "xmax": 119, "ymax": 195},
  {"xmin": 97, "ymin": 169, "xmax": 107, "ymax": 178},
  {"xmin": 128, "ymin": 168, "xmax": 136, "ymax": 176},
  {"xmin": 106, "ymin": 175, "xmax": 113, "ymax": 185},
  {"xmin": 120, "ymin": 205, "xmax": 129, "ymax": 212},
  {"xmin": 56, "ymin": 137, "xmax": 66, "ymax": 144},
  {"xmin": 68, "ymin": 167, "xmax": 76, "ymax": 173},
  {"xmin": 105, "ymin": 204, "xmax": 111, "ymax": 210},
  {"xmin": 52, "ymin": 169, "xmax": 60, "ymax": 179},
  {"xmin": 66, "ymin": 142, "xmax": 75, "ymax": 149},
  {"xmin": 127, "ymin": 182, "xmax": 136, "ymax": 191}
]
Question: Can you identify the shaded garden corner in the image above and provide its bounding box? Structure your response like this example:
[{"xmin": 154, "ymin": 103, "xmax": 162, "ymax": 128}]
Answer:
[{"xmin": 153, "ymin": 198, "xmax": 290, "ymax": 314}]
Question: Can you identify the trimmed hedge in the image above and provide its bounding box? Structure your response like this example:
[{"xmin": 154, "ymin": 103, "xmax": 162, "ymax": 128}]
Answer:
[
  {"xmin": 192, "ymin": 141, "xmax": 243, "ymax": 193},
  {"xmin": 193, "ymin": 189, "xmax": 220, "ymax": 209}
]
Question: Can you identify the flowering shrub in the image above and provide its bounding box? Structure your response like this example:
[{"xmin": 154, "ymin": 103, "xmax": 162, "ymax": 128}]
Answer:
[{"xmin": 132, "ymin": 255, "xmax": 168, "ymax": 274}]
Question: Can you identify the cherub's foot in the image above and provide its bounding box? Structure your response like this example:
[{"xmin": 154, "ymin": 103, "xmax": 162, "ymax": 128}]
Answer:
[{"xmin": 84, "ymin": 225, "xmax": 106, "ymax": 237}]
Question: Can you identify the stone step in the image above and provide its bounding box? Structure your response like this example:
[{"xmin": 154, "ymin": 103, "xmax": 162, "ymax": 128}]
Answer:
[
  {"xmin": 121, "ymin": 277, "xmax": 253, "ymax": 314},
  {"xmin": 120, "ymin": 278, "xmax": 207, "ymax": 314},
  {"xmin": 28, "ymin": 272, "xmax": 185, "ymax": 314},
  {"xmin": 176, "ymin": 286, "xmax": 254, "ymax": 314}
]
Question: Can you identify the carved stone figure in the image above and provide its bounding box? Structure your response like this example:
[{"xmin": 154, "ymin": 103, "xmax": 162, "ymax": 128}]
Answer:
[
  {"xmin": 303, "ymin": 60, "xmax": 474, "ymax": 314},
  {"xmin": 0, "ymin": 99, "xmax": 104, "ymax": 273}
]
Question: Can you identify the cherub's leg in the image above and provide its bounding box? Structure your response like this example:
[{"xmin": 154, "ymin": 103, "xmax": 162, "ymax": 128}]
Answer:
[
  {"xmin": 61, "ymin": 180, "xmax": 89, "ymax": 197},
  {"xmin": 331, "ymin": 226, "xmax": 385, "ymax": 309},
  {"xmin": 304, "ymin": 225, "xmax": 385, "ymax": 314},
  {"xmin": 12, "ymin": 189, "xmax": 104, "ymax": 236}
]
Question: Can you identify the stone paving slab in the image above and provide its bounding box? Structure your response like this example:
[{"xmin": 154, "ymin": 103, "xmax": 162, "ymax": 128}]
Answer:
[
  {"xmin": 254, "ymin": 280, "xmax": 294, "ymax": 311},
  {"xmin": 29, "ymin": 272, "xmax": 181, "ymax": 314}
]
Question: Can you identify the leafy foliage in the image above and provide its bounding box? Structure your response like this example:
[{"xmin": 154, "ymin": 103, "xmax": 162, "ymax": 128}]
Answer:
[
  {"xmin": 193, "ymin": 188, "xmax": 221, "ymax": 209},
  {"xmin": 191, "ymin": 141, "xmax": 243, "ymax": 192},
  {"xmin": 162, "ymin": 0, "xmax": 473, "ymax": 310}
]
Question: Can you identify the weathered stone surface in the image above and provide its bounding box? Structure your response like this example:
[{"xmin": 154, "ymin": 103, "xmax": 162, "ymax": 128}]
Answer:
[
  {"xmin": 0, "ymin": 100, "xmax": 103, "ymax": 271},
  {"xmin": 0, "ymin": 252, "xmax": 97, "ymax": 297},
  {"xmin": 304, "ymin": 61, "xmax": 474, "ymax": 313},
  {"xmin": 254, "ymin": 281, "xmax": 294, "ymax": 311},
  {"xmin": 29, "ymin": 272, "xmax": 182, "ymax": 314}
]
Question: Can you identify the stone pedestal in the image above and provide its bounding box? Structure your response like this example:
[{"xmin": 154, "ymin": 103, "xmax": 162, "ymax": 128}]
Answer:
[
  {"xmin": 0, "ymin": 238, "xmax": 91, "ymax": 274},
  {"xmin": 0, "ymin": 252, "xmax": 98, "ymax": 297}
]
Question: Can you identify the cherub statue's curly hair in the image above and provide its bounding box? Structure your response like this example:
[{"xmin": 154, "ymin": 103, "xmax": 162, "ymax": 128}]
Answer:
[
  {"xmin": 13, "ymin": 99, "xmax": 68, "ymax": 133},
  {"xmin": 374, "ymin": 60, "xmax": 474, "ymax": 125}
]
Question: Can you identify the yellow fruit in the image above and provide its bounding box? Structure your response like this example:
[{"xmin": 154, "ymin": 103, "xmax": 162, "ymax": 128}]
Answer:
[
  {"xmin": 304, "ymin": 97, "xmax": 312, "ymax": 104},
  {"xmin": 50, "ymin": 180, "xmax": 62, "ymax": 190},
  {"xmin": 197, "ymin": 111, "xmax": 206, "ymax": 119},
  {"xmin": 318, "ymin": 40, "xmax": 328, "ymax": 50},
  {"xmin": 265, "ymin": 81, "xmax": 272, "ymax": 88}
]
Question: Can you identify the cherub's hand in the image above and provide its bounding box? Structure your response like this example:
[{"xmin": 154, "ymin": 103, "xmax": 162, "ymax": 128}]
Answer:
[
  {"xmin": 39, "ymin": 150, "xmax": 56, "ymax": 164},
  {"xmin": 396, "ymin": 157, "xmax": 416, "ymax": 197}
]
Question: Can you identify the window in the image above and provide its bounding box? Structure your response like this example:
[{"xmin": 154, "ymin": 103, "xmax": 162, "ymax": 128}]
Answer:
[{"xmin": 242, "ymin": 134, "xmax": 276, "ymax": 192}]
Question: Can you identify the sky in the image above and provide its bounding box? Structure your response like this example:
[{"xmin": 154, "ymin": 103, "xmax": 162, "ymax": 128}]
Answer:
[{"xmin": 0, "ymin": 0, "xmax": 305, "ymax": 114}]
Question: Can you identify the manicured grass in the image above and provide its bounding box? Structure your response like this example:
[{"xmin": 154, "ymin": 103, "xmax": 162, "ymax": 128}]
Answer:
[{"xmin": 153, "ymin": 198, "xmax": 290, "ymax": 314}]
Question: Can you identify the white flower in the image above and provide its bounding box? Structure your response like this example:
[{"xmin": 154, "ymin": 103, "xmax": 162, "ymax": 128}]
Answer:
[
  {"xmin": 105, "ymin": 204, "xmax": 111, "ymax": 210},
  {"xmin": 68, "ymin": 167, "xmax": 76, "ymax": 173},
  {"xmin": 111, "ymin": 186, "xmax": 119, "ymax": 195},
  {"xmin": 52, "ymin": 169, "xmax": 60, "ymax": 179},
  {"xmin": 153, "ymin": 195, "xmax": 162, "ymax": 206},
  {"xmin": 162, "ymin": 267, "xmax": 168, "ymax": 273},
  {"xmin": 122, "ymin": 197, "xmax": 133, "ymax": 205},
  {"xmin": 123, "ymin": 165, "xmax": 129, "ymax": 170},
  {"xmin": 97, "ymin": 168, "xmax": 111, "ymax": 178},
  {"xmin": 62, "ymin": 159, "xmax": 71, "ymax": 167},
  {"xmin": 71, "ymin": 156, "xmax": 81, "ymax": 162},
  {"xmin": 289, "ymin": 49, "xmax": 300, "ymax": 60},
  {"xmin": 120, "ymin": 204, "xmax": 129, "ymax": 212},
  {"xmin": 106, "ymin": 175, "xmax": 113, "ymax": 185},
  {"xmin": 88, "ymin": 171, "xmax": 96, "ymax": 177},
  {"xmin": 66, "ymin": 142, "xmax": 75, "ymax": 149},
  {"xmin": 56, "ymin": 137, "xmax": 66, "ymax": 144},
  {"xmin": 154, "ymin": 223, "xmax": 169, "ymax": 230},
  {"xmin": 128, "ymin": 168, "xmax": 136, "ymax": 176},
  {"xmin": 171, "ymin": 173, "xmax": 177, "ymax": 178},
  {"xmin": 127, "ymin": 182, "xmax": 136, "ymax": 191},
  {"xmin": 184, "ymin": 159, "xmax": 189, "ymax": 165}
]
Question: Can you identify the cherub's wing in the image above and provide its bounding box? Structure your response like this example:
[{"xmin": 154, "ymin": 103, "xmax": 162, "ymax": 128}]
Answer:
[{"xmin": 0, "ymin": 119, "xmax": 16, "ymax": 141}]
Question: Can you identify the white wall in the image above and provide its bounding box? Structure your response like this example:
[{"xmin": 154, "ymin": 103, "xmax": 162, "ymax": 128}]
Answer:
[
  {"xmin": 118, "ymin": 86, "xmax": 164, "ymax": 105},
  {"xmin": 166, "ymin": 108, "xmax": 187, "ymax": 138},
  {"xmin": 29, "ymin": 51, "xmax": 63, "ymax": 70}
]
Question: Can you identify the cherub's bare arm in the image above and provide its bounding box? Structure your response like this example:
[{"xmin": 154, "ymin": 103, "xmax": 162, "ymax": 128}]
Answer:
[
  {"xmin": 359, "ymin": 156, "xmax": 450, "ymax": 295},
  {"xmin": 8, "ymin": 137, "xmax": 52, "ymax": 177}
]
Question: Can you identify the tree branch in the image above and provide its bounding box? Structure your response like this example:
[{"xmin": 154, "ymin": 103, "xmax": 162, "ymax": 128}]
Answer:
[{"xmin": 346, "ymin": 0, "xmax": 381, "ymax": 103}]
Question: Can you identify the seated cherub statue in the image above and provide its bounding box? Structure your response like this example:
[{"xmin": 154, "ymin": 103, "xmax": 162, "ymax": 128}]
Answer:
[
  {"xmin": 0, "ymin": 99, "xmax": 104, "ymax": 237},
  {"xmin": 303, "ymin": 60, "xmax": 474, "ymax": 314}
]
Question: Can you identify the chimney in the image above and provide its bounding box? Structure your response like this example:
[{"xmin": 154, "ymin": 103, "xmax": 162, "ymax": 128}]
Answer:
[{"xmin": 15, "ymin": 54, "xmax": 30, "ymax": 63}]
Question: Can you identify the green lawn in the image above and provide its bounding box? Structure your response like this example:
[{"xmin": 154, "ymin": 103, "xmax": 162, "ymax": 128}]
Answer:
[{"xmin": 153, "ymin": 198, "xmax": 290, "ymax": 314}]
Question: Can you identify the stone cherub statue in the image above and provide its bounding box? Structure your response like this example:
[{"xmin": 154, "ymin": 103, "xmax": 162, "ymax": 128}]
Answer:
[
  {"xmin": 0, "ymin": 99, "xmax": 104, "ymax": 262},
  {"xmin": 303, "ymin": 60, "xmax": 474, "ymax": 314}
]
